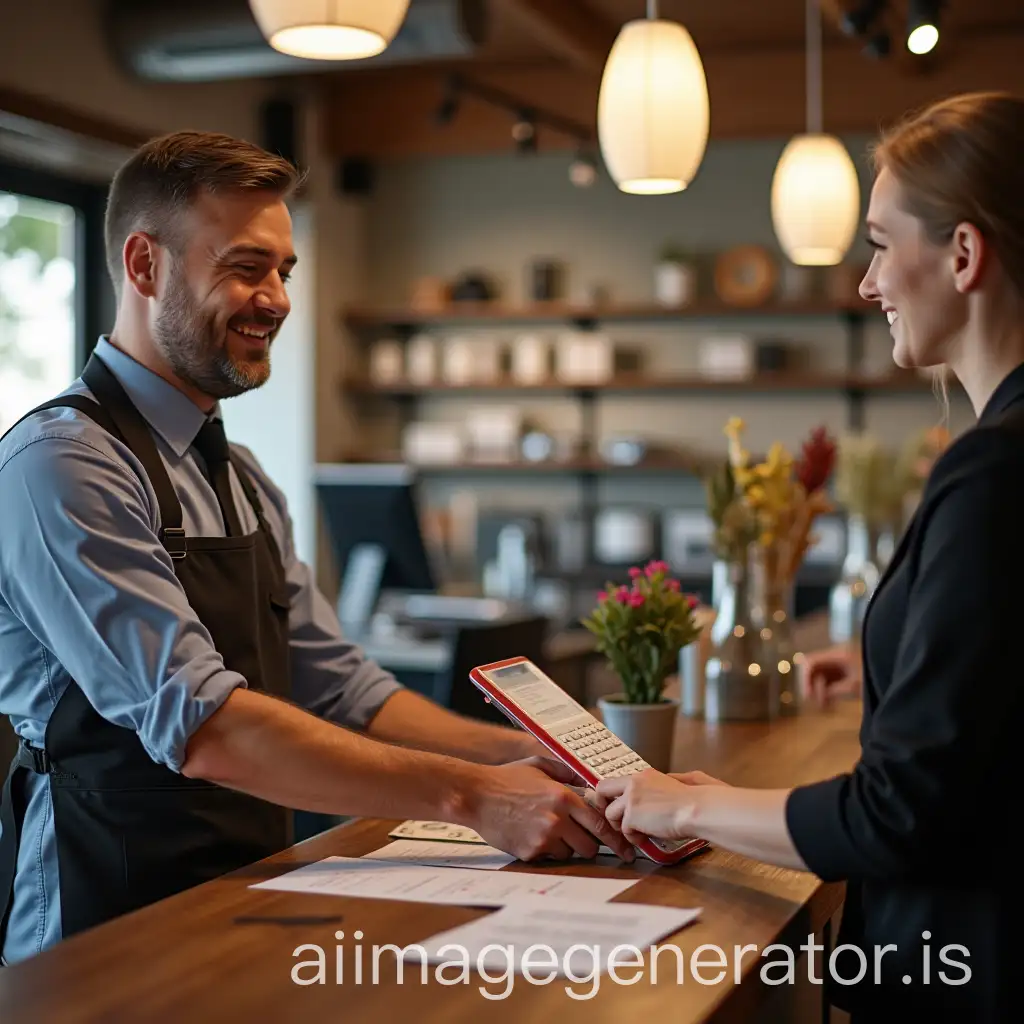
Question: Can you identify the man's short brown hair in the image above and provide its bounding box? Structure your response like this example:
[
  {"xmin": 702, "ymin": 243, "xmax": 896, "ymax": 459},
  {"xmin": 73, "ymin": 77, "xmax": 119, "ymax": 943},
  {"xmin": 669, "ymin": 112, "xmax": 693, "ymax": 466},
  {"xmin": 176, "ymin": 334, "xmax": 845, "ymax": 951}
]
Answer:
[{"xmin": 104, "ymin": 130, "xmax": 304, "ymax": 296}]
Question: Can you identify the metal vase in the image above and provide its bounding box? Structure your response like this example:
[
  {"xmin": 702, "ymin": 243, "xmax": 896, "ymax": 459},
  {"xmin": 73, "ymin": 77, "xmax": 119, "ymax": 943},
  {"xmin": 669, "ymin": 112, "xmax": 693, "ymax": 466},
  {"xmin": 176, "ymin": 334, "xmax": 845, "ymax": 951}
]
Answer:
[
  {"xmin": 704, "ymin": 553, "xmax": 779, "ymax": 722},
  {"xmin": 829, "ymin": 513, "xmax": 881, "ymax": 645}
]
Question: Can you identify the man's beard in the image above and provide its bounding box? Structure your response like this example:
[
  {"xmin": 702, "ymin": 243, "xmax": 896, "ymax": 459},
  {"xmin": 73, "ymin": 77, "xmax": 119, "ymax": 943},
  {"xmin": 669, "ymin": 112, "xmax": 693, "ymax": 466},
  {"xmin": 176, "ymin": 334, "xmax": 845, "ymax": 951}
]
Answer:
[{"xmin": 153, "ymin": 266, "xmax": 272, "ymax": 400}]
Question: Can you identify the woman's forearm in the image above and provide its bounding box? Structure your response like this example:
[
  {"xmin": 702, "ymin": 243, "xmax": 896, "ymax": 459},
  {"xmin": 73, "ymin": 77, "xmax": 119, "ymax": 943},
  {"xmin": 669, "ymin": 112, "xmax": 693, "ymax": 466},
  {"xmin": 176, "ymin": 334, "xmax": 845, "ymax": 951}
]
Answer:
[{"xmin": 688, "ymin": 787, "xmax": 810, "ymax": 872}]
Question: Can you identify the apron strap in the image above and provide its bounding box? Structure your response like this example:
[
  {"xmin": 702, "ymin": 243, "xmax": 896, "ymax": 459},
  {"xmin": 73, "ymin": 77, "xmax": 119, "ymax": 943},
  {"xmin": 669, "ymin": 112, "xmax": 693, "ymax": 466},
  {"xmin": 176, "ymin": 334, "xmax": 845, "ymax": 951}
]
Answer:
[
  {"xmin": 0, "ymin": 747, "xmax": 32, "ymax": 957},
  {"xmin": 80, "ymin": 355, "xmax": 186, "ymax": 555}
]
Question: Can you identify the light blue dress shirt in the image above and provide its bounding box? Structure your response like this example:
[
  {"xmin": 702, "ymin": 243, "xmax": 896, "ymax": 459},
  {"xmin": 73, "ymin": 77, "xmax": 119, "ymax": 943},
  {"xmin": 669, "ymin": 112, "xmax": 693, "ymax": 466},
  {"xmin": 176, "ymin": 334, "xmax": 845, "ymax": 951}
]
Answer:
[{"xmin": 0, "ymin": 337, "xmax": 402, "ymax": 964}]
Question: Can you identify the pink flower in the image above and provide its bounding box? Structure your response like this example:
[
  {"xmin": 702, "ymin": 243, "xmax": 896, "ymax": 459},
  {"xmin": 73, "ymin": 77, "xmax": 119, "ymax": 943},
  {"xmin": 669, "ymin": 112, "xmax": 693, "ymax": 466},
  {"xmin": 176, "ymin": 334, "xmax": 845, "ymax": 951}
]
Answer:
[
  {"xmin": 687, "ymin": 595, "xmax": 699, "ymax": 609},
  {"xmin": 665, "ymin": 578, "xmax": 681, "ymax": 593},
  {"xmin": 645, "ymin": 560, "xmax": 669, "ymax": 578},
  {"xmin": 628, "ymin": 566, "xmax": 643, "ymax": 580},
  {"xmin": 615, "ymin": 586, "xmax": 630, "ymax": 603},
  {"xmin": 627, "ymin": 592, "xmax": 646, "ymax": 608},
  {"xmin": 597, "ymin": 590, "xmax": 608, "ymax": 603}
]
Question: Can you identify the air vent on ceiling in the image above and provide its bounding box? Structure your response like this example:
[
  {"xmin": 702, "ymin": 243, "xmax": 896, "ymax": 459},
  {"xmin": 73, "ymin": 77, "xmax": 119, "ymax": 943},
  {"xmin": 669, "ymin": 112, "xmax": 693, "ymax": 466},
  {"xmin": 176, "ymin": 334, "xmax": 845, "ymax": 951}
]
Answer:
[{"xmin": 104, "ymin": 0, "xmax": 489, "ymax": 82}]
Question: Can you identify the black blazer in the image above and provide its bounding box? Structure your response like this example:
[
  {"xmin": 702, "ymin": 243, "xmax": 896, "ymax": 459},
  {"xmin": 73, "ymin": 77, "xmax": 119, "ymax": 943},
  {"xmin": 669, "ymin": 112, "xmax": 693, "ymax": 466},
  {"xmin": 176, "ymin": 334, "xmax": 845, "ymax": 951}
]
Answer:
[{"xmin": 786, "ymin": 361, "xmax": 1024, "ymax": 1022}]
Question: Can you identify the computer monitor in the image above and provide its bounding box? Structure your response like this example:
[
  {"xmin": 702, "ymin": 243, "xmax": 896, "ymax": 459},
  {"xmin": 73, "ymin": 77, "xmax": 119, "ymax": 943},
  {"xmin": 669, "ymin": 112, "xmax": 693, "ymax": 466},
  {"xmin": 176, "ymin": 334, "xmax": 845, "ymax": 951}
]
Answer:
[{"xmin": 315, "ymin": 463, "xmax": 438, "ymax": 635}]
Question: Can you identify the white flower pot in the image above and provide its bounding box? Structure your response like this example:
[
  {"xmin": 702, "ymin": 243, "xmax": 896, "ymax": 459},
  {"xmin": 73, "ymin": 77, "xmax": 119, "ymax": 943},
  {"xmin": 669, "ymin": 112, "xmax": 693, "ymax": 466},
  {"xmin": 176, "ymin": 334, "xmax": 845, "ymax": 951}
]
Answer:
[
  {"xmin": 597, "ymin": 696, "xmax": 678, "ymax": 772},
  {"xmin": 655, "ymin": 261, "xmax": 696, "ymax": 308}
]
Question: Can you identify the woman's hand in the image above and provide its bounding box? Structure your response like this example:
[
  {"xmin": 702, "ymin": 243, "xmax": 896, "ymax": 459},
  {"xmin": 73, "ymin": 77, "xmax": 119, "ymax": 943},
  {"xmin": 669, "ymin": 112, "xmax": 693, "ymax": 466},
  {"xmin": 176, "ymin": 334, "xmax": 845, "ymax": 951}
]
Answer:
[
  {"xmin": 594, "ymin": 771, "xmax": 697, "ymax": 845},
  {"xmin": 669, "ymin": 770, "xmax": 730, "ymax": 787},
  {"xmin": 800, "ymin": 643, "xmax": 862, "ymax": 706}
]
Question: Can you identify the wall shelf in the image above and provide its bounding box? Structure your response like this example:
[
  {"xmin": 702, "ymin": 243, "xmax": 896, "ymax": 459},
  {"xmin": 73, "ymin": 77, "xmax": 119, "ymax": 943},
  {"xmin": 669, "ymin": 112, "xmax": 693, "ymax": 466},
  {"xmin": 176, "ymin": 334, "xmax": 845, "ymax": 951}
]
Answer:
[
  {"xmin": 343, "ymin": 370, "xmax": 931, "ymax": 397},
  {"xmin": 342, "ymin": 299, "xmax": 877, "ymax": 329},
  {"xmin": 336, "ymin": 456, "xmax": 710, "ymax": 476}
]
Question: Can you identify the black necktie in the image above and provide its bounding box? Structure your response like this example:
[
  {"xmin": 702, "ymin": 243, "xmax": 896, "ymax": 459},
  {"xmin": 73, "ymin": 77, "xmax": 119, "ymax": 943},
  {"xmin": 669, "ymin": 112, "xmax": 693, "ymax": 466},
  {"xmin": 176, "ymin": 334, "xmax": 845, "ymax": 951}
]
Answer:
[{"xmin": 192, "ymin": 418, "xmax": 244, "ymax": 537}]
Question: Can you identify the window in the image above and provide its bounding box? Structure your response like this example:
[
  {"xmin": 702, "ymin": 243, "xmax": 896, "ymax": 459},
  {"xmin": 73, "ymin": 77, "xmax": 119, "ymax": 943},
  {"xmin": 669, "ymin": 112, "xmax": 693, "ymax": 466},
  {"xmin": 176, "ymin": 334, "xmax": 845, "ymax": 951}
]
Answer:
[
  {"xmin": 0, "ymin": 160, "xmax": 110, "ymax": 437},
  {"xmin": 0, "ymin": 190, "xmax": 78, "ymax": 432}
]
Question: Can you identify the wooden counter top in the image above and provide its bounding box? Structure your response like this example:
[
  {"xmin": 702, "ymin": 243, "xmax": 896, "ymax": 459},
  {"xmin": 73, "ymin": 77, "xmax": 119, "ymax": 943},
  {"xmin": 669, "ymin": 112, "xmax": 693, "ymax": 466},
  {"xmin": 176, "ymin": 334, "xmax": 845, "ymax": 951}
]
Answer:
[{"xmin": 0, "ymin": 690, "xmax": 862, "ymax": 1024}]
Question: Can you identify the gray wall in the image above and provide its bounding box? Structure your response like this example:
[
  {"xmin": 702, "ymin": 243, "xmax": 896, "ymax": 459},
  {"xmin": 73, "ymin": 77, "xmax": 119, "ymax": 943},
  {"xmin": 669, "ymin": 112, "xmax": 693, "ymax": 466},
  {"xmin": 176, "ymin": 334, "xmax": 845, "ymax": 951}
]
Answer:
[{"xmin": 363, "ymin": 138, "xmax": 974, "ymax": 522}]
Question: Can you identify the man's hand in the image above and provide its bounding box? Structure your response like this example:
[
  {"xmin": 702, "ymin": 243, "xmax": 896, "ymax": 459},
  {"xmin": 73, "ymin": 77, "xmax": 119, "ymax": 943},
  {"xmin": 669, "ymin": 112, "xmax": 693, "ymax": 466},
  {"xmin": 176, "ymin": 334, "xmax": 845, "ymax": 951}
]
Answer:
[
  {"xmin": 467, "ymin": 757, "xmax": 635, "ymax": 863},
  {"xmin": 594, "ymin": 770, "xmax": 695, "ymax": 846}
]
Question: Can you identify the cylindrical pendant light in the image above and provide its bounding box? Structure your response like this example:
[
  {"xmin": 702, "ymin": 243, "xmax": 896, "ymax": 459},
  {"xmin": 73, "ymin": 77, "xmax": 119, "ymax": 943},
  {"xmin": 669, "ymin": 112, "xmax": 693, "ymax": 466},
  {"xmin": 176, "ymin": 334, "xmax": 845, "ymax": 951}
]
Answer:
[
  {"xmin": 249, "ymin": 0, "xmax": 411, "ymax": 60},
  {"xmin": 770, "ymin": 0, "xmax": 860, "ymax": 265},
  {"xmin": 597, "ymin": 0, "xmax": 709, "ymax": 196}
]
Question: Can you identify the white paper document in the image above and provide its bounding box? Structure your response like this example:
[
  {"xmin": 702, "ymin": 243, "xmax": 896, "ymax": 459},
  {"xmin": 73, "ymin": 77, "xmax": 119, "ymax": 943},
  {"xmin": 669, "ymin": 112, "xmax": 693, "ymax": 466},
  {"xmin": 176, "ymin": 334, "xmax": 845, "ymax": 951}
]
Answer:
[
  {"xmin": 388, "ymin": 820, "xmax": 618, "ymax": 858},
  {"xmin": 250, "ymin": 857, "xmax": 637, "ymax": 907},
  {"xmin": 388, "ymin": 820, "xmax": 490, "ymax": 844},
  {"xmin": 410, "ymin": 897, "xmax": 702, "ymax": 976},
  {"xmin": 365, "ymin": 839, "xmax": 516, "ymax": 871}
]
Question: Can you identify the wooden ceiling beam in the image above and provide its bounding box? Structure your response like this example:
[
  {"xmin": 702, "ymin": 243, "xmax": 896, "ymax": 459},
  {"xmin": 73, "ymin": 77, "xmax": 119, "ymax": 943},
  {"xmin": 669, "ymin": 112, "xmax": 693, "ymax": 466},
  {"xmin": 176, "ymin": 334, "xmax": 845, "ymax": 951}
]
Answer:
[
  {"xmin": 321, "ymin": 30, "xmax": 1024, "ymax": 159},
  {"xmin": 500, "ymin": 0, "xmax": 618, "ymax": 72},
  {"xmin": 0, "ymin": 85, "xmax": 150, "ymax": 149}
]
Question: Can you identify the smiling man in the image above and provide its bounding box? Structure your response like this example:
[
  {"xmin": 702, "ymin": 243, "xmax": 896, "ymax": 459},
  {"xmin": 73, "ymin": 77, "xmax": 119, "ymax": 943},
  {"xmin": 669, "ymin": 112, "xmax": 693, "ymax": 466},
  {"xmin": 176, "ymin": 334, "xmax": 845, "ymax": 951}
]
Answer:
[{"xmin": 0, "ymin": 131, "xmax": 630, "ymax": 964}]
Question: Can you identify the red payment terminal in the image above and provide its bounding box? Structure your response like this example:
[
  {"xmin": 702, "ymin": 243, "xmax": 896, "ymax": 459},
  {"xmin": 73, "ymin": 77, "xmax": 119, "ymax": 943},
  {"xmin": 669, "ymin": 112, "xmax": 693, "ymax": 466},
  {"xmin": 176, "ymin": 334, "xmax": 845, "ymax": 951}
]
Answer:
[{"xmin": 469, "ymin": 656, "xmax": 709, "ymax": 866}]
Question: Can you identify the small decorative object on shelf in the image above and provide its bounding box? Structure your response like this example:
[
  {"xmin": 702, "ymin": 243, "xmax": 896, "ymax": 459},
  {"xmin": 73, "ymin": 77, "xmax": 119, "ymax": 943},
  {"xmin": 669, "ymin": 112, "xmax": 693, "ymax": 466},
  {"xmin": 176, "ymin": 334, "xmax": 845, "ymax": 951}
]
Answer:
[
  {"xmin": 450, "ymin": 271, "xmax": 497, "ymax": 303},
  {"xmin": 584, "ymin": 562, "xmax": 703, "ymax": 771},
  {"xmin": 714, "ymin": 245, "xmax": 778, "ymax": 307},
  {"xmin": 410, "ymin": 276, "xmax": 449, "ymax": 312},
  {"xmin": 511, "ymin": 334, "xmax": 551, "ymax": 384},
  {"xmin": 368, "ymin": 339, "xmax": 404, "ymax": 385},
  {"xmin": 530, "ymin": 258, "xmax": 566, "ymax": 302},
  {"xmin": 654, "ymin": 243, "xmax": 697, "ymax": 308},
  {"xmin": 406, "ymin": 333, "xmax": 437, "ymax": 386}
]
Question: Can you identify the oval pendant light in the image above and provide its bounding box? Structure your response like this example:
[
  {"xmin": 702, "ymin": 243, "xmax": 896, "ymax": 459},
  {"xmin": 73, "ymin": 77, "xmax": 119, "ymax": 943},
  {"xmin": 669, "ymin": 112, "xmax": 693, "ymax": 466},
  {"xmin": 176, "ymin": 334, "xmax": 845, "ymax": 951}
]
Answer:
[
  {"xmin": 597, "ymin": 1, "xmax": 709, "ymax": 195},
  {"xmin": 249, "ymin": 0, "xmax": 411, "ymax": 60},
  {"xmin": 771, "ymin": 0, "xmax": 860, "ymax": 265},
  {"xmin": 772, "ymin": 135, "xmax": 860, "ymax": 265}
]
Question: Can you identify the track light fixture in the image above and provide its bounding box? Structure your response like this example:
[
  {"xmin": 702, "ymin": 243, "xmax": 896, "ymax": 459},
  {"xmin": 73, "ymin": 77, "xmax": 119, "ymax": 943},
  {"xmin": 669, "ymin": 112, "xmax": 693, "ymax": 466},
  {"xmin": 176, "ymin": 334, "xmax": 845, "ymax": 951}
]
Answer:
[
  {"xmin": 907, "ymin": 0, "xmax": 942, "ymax": 54},
  {"xmin": 434, "ymin": 74, "xmax": 597, "ymax": 182},
  {"xmin": 839, "ymin": 0, "xmax": 886, "ymax": 39}
]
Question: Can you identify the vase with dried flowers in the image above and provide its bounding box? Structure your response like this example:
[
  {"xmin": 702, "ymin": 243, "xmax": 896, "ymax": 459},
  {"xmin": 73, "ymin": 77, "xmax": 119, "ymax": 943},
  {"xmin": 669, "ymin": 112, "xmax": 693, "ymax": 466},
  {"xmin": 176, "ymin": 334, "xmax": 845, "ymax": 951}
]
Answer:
[
  {"xmin": 583, "ymin": 561, "xmax": 702, "ymax": 770},
  {"xmin": 717, "ymin": 418, "xmax": 837, "ymax": 714}
]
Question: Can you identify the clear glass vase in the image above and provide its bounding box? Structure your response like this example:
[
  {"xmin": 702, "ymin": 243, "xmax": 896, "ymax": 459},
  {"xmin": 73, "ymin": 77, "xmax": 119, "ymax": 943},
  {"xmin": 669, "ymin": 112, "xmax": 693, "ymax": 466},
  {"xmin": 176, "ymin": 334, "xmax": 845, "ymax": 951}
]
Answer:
[
  {"xmin": 704, "ymin": 550, "xmax": 779, "ymax": 722},
  {"xmin": 763, "ymin": 573, "xmax": 800, "ymax": 714},
  {"xmin": 829, "ymin": 513, "xmax": 881, "ymax": 645}
]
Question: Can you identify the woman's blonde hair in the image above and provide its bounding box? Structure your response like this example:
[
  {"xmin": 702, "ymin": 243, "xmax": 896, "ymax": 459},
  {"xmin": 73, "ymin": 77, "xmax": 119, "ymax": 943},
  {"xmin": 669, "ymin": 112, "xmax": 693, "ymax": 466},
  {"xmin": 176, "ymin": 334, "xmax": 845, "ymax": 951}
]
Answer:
[{"xmin": 870, "ymin": 91, "xmax": 1024, "ymax": 424}]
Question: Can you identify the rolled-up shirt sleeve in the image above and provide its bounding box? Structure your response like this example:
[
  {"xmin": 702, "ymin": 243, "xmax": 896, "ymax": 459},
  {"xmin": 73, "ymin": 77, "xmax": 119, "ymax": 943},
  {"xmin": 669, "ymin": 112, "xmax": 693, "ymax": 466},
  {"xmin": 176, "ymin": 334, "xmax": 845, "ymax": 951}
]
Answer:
[
  {"xmin": 231, "ymin": 446, "xmax": 404, "ymax": 729},
  {"xmin": 785, "ymin": 430, "xmax": 1024, "ymax": 881},
  {"xmin": 0, "ymin": 435, "xmax": 245, "ymax": 772}
]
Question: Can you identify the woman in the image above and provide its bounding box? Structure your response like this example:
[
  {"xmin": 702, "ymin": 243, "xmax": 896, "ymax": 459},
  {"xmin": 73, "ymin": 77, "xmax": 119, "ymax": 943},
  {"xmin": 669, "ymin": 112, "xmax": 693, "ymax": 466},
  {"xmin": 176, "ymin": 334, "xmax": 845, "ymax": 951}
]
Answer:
[{"xmin": 595, "ymin": 91, "xmax": 1024, "ymax": 1022}]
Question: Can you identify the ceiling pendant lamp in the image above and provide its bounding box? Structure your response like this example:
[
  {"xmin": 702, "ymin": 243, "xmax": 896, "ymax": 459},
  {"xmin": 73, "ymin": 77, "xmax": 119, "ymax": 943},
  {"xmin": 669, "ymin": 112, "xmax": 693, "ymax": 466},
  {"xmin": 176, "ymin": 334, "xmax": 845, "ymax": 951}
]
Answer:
[
  {"xmin": 248, "ymin": 0, "xmax": 411, "ymax": 60},
  {"xmin": 771, "ymin": 0, "xmax": 860, "ymax": 265},
  {"xmin": 597, "ymin": 0, "xmax": 709, "ymax": 195}
]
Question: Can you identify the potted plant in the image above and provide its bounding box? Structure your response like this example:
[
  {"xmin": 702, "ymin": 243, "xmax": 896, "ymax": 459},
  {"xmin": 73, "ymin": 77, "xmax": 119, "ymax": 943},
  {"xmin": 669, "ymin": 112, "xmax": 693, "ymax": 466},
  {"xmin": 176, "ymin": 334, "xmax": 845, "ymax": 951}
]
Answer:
[
  {"xmin": 654, "ymin": 243, "xmax": 697, "ymax": 307},
  {"xmin": 583, "ymin": 561, "xmax": 702, "ymax": 771}
]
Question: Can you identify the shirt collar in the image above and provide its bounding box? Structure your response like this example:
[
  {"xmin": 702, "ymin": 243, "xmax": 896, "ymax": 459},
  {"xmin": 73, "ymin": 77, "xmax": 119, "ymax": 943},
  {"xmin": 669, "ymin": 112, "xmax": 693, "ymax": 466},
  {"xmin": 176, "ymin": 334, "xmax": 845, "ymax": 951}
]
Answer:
[
  {"xmin": 979, "ymin": 360, "xmax": 1024, "ymax": 425},
  {"xmin": 90, "ymin": 336, "xmax": 222, "ymax": 458}
]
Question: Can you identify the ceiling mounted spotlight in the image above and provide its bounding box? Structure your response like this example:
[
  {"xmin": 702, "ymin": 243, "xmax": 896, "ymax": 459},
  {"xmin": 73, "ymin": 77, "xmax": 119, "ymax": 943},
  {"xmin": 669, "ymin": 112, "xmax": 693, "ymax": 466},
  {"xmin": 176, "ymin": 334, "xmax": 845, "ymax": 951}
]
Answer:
[
  {"xmin": 840, "ymin": 0, "xmax": 887, "ymax": 38},
  {"xmin": 512, "ymin": 112, "xmax": 538, "ymax": 153},
  {"xmin": 907, "ymin": 0, "xmax": 942, "ymax": 54},
  {"xmin": 569, "ymin": 150, "xmax": 598, "ymax": 188}
]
